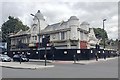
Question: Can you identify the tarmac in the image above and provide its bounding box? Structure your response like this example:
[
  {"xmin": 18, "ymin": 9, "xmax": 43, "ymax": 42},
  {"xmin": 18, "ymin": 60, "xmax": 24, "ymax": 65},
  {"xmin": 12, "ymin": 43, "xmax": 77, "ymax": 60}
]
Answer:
[{"xmin": 0, "ymin": 57, "xmax": 118, "ymax": 69}]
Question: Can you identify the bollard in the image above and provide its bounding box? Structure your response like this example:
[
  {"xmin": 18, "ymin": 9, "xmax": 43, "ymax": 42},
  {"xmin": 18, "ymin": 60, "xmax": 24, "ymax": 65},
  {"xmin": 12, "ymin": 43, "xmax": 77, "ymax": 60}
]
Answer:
[
  {"xmin": 44, "ymin": 46, "xmax": 47, "ymax": 66},
  {"xmin": 52, "ymin": 54, "xmax": 54, "ymax": 61},
  {"xmin": 95, "ymin": 53, "xmax": 98, "ymax": 61},
  {"xmin": 73, "ymin": 54, "xmax": 76, "ymax": 63},
  {"xmin": 103, "ymin": 53, "xmax": 106, "ymax": 60},
  {"xmin": 44, "ymin": 54, "xmax": 46, "ymax": 66},
  {"xmin": 20, "ymin": 54, "xmax": 22, "ymax": 64}
]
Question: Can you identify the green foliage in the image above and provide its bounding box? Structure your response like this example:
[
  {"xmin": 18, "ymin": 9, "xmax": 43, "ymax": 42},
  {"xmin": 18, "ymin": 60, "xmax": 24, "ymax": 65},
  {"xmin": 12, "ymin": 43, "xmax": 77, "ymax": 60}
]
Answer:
[
  {"xmin": 1, "ymin": 16, "xmax": 29, "ymax": 50},
  {"xmin": 2, "ymin": 16, "xmax": 29, "ymax": 42},
  {"xmin": 119, "ymin": 40, "xmax": 120, "ymax": 51},
  {"xmin": 93, "ymin": 28, "xmax": 108, "ymax": 46},
  {"xmin": 93, "ymin": 28, "xmax": 108, "ymax": 39}
]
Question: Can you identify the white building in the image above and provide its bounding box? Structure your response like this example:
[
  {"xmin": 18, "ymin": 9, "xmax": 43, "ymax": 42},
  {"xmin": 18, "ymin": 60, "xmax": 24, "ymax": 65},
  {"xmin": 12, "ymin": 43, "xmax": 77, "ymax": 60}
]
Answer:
[{"xmin": 10, "ymin": 10, "xmax": 99, "ymax": 50}]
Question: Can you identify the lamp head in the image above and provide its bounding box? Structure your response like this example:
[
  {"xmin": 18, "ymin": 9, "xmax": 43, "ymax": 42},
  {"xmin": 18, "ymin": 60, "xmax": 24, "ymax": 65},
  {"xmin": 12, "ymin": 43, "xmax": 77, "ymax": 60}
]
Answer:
[
  {"xmin": 103, "ymin": 19, "xmax": 106, "ymax": 21},
  {"xmin": 30, "ymin": 14, "xmax": 34, "ymax": 16}
]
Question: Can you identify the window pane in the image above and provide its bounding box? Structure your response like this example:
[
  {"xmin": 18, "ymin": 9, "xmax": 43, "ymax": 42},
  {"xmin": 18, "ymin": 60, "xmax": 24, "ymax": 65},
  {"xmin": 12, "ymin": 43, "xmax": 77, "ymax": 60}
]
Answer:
[
  {"xmin": 35, "ymin": 36, "xmax": 37, "ymax": 40},
  {"xmin": 61, "ymin": 32, "xmax": 65, "ymax": 40}
]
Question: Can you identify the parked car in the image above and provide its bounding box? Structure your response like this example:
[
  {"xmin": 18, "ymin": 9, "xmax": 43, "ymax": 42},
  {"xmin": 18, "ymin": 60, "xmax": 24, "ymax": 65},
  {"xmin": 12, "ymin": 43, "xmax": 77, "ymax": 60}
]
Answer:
[
  {"xmin": 13, "ymin": 54, "xmax": 29, "ymax": 62},
  {"xmin": 0, "ymin": 54, "xmax": 12, "ymax": 62}
]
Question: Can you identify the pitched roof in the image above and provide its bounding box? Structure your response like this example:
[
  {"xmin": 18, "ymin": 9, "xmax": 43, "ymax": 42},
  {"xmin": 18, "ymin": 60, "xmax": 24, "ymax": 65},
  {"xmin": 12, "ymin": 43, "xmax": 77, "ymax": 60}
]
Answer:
[
  {"xmin": 44, "ymin": 21, "xmax": 68, "ymax": 31},
  {"xmin": 9, "ymin": 29, "xmax": 30, "ymax": 37}
]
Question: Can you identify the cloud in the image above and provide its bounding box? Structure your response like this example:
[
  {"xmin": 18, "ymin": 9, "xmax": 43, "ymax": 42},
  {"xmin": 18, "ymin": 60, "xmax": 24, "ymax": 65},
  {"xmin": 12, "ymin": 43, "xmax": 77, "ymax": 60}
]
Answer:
[{"xmin": 1, "ymin": 1, "xmax": 118, "ymax": 39}]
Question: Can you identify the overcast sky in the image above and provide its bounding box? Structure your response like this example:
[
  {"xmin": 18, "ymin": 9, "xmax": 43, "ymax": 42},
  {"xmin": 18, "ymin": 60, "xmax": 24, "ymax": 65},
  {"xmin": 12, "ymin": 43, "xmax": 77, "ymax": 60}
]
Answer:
[{"xmin": 1, "ymin": 0, "xmax": 118, "ymax": 40}]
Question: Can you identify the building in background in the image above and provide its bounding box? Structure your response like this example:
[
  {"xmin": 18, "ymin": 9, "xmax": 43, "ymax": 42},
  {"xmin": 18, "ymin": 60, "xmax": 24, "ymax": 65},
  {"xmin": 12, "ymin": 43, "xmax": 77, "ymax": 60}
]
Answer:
[
  {"xmin": 9, "ymin": 10, "xmax": 99, "ymax": 50},
  {"xmin": 0, "ymin": 42, "xmax": 7, "ymax": 53},
  {"xmin": 88, "ymin": 28, "xmax": 100, "ymax": 49}
]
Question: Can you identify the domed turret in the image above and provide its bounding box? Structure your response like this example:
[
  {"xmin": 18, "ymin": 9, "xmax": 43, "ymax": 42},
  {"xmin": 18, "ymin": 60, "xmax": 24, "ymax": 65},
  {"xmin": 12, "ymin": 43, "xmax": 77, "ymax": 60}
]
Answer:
[
  {"xmin": 32, "ymin": 10, "xmax": 47, "ymax": 31},
  {"xmin": 68, "ymin": 16, "xmax": 79, "ymax": 40},
  {"xmin": 80, "ymin": 21, "xmax": 89, "ymax": 32},
  {"xmin": 80, "ymin": 21, "xmax": 89, "ymax": 25},
  {"xmin": 69, "ymin": 16, "xmax": 79, "ymax": 20},
  {"xmin": 33, "ymin": 10, "xmax": 45, "ymax": 21},
  {"xmin": 68, "ymin": 16, "xmax": 79, "ymax": 26}
]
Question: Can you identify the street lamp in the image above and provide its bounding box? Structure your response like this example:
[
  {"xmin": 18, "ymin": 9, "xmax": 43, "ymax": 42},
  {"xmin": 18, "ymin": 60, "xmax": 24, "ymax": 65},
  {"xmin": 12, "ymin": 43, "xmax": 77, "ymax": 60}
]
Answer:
[
  {"xmin": 31, "ymin": 13, "xmax": 41, "ymax": 60},
  {"xmin": 103, "ymin": 19, "xmax": 106, "ymax": 49},
  {"xmin": 103, "ymin": 19, "xmax": 107, "ymax": 60}
]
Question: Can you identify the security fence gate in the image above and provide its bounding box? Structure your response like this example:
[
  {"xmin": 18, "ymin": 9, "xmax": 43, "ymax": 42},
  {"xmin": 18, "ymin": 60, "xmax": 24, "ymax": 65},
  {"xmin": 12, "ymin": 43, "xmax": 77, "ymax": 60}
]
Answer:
[{"xmin": 6, "ymin": 49, "xmax": 118, "ymax": 60}]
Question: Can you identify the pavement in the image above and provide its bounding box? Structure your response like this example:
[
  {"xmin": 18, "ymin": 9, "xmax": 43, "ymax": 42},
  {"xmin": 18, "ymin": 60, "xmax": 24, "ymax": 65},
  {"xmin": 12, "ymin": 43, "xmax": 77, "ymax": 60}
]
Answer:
[
  {"xmin": 30, "ymin": 57, "xmax": 118, "ymax": 65},
  {"xmin": 51, "ymin": 57, "xmax": 118, "ymax": 64},
  {"xmin": 0, "ymin": 57, "xmax": 118, "ymax": 69},
  {"xmin": 29, "ymin": 59, "xmax": 53, "ymax": 63},
  {"xmin": 74, "ymin": 57, "xmax": 118, "ymax": 65},
  {"xmin": 0, "ymin": 62, "xmax": 54, "ymax": 69}
]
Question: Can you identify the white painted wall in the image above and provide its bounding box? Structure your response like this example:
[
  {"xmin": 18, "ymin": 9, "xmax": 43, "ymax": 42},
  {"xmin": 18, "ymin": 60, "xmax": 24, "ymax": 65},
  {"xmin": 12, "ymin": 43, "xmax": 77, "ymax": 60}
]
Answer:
[
  {"xmin": 68, "ymin": 18, "xmax": 79, "ymax": 40},
  {"xmin": 30, "ymin": 17, "xmax": 47, "ymax": 43}
]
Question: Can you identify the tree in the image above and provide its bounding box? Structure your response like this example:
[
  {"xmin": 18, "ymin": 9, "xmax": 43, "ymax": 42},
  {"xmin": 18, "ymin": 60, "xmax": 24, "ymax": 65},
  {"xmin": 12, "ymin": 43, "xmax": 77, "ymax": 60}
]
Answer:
[
  {"xmin": 93, "ymin": 28, "xmax": 108, "ymax": 46},
  {"xmin": 1, "ymin": 16, "xmax": 29, "ymax": 50},
  {"xmin": 118, "ymin": 40, "xmax": 120, "ymax": 52},
  {"xmin": 93, "ymin": 28, "xmax": 108, "ymax": 39}
]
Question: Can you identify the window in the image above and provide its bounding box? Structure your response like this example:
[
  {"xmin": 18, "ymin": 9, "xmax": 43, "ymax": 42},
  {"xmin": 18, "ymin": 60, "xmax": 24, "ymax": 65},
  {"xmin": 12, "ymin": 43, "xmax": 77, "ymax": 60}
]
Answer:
[
  {"xmin": 32, "ymin": 36, "xmax": 37, "ymax": 40},
  {"xmin": 35, "ymin": 36, "xmax": 37, "ymax": 40},
  {"xmin": 52, "ymin": 34, "xmax": 56, "ymax": 39},
  {"xmin": 32, "ymin": 36, "xmax": 34, "ymax": 40},
  {"xmin": 33, "ymin": 27, "xmax": 36, "ymax": 31},
  {"xmin": 61, "ymin": 32, "xmax": 65, "ymax": 40},
  {"xmin": 80, "ymin": 31, "xmax": 83, "ymax": 40}
]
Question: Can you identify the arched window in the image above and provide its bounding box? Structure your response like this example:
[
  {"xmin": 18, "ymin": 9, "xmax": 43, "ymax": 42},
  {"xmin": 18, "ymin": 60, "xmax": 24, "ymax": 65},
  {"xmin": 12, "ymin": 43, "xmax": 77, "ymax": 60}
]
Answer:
[{"xmin": 33, "ymin": 27, "xmax": 36, "ymax": 31}]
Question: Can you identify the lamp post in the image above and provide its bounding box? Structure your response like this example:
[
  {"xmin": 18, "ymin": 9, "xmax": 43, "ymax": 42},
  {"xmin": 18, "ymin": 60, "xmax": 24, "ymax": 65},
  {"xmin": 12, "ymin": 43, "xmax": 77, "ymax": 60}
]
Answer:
[
  {"xmin": 103, "ymin": 19, "xmax": 106, "ymax": 60},
  {"xmin": 103, "ymin": 19, "xmax": 106, "ymax": 49},
  {"xmin": 31, "ymin": 14, "xmax": 41, "ymax": 60}
]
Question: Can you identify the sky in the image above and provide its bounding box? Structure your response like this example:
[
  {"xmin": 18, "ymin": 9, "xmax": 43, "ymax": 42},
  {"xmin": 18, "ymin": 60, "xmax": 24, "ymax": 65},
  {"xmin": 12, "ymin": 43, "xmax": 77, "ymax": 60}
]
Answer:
[{"xmin": 0, "ymin": 0, "xmax": 119, "ymax": 40}]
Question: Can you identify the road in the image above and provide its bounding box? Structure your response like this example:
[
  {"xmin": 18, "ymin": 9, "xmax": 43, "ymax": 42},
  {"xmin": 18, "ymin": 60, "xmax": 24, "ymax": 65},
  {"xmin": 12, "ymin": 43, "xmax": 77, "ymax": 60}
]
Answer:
[{"xmin": 1, "ymin": 58, "xmax": 118, "ymax": 78}]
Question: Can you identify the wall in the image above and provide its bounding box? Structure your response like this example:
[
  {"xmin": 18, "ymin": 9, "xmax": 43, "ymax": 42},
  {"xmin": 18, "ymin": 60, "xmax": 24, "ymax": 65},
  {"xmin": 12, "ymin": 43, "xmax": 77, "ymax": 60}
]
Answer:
[{"xmin": 80, "ymin": 41, "xmax": 87, "ymax": 49}]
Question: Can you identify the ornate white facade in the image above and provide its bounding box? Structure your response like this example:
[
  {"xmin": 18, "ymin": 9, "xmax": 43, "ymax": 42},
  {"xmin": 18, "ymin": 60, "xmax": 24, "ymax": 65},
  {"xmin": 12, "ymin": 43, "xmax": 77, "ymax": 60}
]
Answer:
[{"xmin": 10, "ymin": 10, "xmax": 99, "ymax": 50}]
